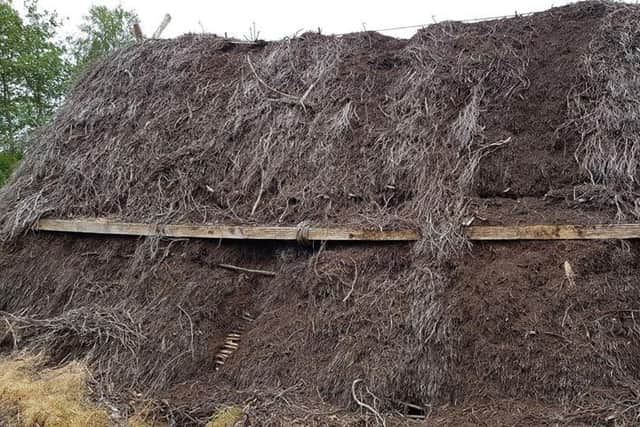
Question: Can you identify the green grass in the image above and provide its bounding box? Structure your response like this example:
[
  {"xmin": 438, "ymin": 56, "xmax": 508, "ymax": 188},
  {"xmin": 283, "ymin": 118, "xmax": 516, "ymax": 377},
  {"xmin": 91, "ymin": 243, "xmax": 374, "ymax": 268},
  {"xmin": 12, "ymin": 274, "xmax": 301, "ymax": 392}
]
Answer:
[{"xmin": 0, "ymin": 149, "xmax": 22, "ymax": 186}]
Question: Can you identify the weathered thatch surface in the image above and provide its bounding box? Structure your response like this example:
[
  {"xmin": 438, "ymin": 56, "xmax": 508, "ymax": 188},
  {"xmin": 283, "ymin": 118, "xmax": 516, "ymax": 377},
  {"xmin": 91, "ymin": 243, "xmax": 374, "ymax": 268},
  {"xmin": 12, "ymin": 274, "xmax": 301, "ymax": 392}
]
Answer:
[{"xmin": 2, "ymin": 1, "xmax": 640, "ymax": 425}]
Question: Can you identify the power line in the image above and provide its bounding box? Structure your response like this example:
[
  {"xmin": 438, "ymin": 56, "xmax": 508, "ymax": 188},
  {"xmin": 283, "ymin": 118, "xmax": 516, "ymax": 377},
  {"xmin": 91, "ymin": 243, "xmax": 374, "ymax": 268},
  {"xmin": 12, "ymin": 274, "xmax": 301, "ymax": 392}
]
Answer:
[{"xmin": 334, "ymin": 10, "xmax": 538, "ymax": 36}]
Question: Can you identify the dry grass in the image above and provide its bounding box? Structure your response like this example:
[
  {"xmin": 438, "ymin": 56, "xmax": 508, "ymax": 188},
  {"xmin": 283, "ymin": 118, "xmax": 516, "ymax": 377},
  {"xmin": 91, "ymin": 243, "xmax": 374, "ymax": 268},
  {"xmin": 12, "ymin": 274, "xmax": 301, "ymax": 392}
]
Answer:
[
  {"xmin": 206, "ymin": 406, "xmax": 244, "ymax": 427},
  {"xmin": 0, "ymin": 355, "xmax": 111, "ymax": 426},
  {"xmin": 0, "ymin": 354, "xmax": 167, "ymax": 426}
]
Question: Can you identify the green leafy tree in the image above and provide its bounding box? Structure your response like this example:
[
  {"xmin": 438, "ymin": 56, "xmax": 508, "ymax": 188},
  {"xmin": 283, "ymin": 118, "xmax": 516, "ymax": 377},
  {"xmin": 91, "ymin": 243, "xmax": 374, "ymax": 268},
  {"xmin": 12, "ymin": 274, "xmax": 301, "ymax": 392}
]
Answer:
[
  {"xmin": 0, "ymin": 3, "xmax": 139, "ymax": 186},
  {"xmin": 0, "ymin": 149, "xmax": 21, "ymax": 186},
  {"xmin": 0, "ymin": 0, "xmax": 69, "ymax": 183},
  {"xmin": 70, "ymin": 5, "xmax": 139, "ymax": 72}
]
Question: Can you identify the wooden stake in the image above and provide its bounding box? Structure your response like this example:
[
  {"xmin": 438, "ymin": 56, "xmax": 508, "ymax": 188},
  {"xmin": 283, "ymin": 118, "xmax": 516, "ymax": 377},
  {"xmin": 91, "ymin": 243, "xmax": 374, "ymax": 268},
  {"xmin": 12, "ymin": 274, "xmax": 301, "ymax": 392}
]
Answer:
[
  {"xmin": 132, "ymin": 23, "xmax": 144, "ymax": 41},
  {"xmin": 152, "ymin": 14, "xmax": 171, "ymax": 38}
]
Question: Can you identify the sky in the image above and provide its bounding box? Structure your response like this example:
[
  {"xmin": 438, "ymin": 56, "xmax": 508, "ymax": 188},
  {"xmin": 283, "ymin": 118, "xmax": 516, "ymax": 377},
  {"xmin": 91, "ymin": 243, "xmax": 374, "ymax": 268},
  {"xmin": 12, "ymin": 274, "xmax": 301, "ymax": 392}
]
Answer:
[{"xmin": 31, "ymin": 0, "xmax": 575, "ymax": 40}]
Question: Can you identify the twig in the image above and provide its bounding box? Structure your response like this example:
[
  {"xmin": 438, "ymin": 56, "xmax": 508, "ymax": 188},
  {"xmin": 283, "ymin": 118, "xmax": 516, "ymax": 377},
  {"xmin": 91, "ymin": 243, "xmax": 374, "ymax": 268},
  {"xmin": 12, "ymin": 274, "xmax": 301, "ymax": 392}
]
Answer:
[
  {"xmin": 177, "ymin": 304, "xmax": 195, "ymax": 361},
  {"xmin": 230, "ymin": 40, "xmax": 267, "ymax": 46},
  {"xmin": 250, "ymin": 169, "xmax": 265, "ymax": 216},
  {"xmin": 246, "ymin": 55, "xmax": 316, "ymax": 109},
  {"xmin": 217, "ymin": 263, "xmax": 276, "ymax": 276},
  {"xmin": 3, "ymin": 318, "xmax": 18, "ymax": 349},
  {"xmin": 352, "ymin": 379, "xmax": 386, "ymax": 426},
  {"xmin": 246, "ymin": 55, "xmax": 298, "ymax": 101},
  {"xmin": 342, "ymin": 258, "xmax": 358, "ymax": 302}
]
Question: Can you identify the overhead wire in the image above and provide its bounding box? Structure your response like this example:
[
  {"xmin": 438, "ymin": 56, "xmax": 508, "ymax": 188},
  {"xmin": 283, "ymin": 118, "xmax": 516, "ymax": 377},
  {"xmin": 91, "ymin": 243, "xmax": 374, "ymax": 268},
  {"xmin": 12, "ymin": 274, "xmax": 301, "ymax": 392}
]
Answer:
[{"xmin": 333, "ymin": 10, "xmax": 539, "ymax": 36}]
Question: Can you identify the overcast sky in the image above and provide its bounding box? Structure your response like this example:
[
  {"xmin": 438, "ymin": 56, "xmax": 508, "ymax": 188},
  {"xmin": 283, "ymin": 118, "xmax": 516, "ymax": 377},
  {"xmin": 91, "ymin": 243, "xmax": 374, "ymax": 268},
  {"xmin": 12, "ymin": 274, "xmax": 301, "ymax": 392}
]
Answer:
[{"xmin": 33, "ymin": 0, "xmax": 574, "ymax": 40}]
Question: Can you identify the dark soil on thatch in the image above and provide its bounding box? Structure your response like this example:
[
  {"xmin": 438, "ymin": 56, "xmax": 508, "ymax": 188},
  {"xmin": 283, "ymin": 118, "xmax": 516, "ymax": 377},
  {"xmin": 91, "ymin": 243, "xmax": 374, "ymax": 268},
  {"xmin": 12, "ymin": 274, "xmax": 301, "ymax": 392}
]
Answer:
[{"xmin": 3, "ymin": 1, "xmax": 640, "ymax": 425}]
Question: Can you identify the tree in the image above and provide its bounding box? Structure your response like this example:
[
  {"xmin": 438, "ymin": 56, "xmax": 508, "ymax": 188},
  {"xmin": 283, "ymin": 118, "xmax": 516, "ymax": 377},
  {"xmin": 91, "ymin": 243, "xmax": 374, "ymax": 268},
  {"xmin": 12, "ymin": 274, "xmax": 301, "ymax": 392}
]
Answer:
[
  {"xmin": 0, "ymin": 0, "xmax": 69, "ymax": 150},
  {"xmin": 0, "ymin": 149, "xmax": 21, "ymax": 186},
  {"xmin": 0, "ymin": 3, "xmax": 139, "ymax": 186},
  {"xmin": 70, "ymin": 5, "xmax": 139, "ymax": 72},
  {"xmin": 0, "ymin": 0, "xmax": 69, "ymax": 185}
]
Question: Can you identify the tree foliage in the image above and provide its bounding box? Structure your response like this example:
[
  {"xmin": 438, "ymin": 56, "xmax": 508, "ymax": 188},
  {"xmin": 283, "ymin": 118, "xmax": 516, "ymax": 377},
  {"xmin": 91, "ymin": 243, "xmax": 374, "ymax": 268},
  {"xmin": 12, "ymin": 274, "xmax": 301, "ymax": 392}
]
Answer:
[
  {"xmin": 70, "ymin": 5, "xmax": 139, "ymax": 72},
  {"xmin": 0, "ymin": 0, "xmax": 69, "ymax": 150},
  {"xmin": 0, "ymin": 2, "xmax": 138, "ymax": 186},
  {"xmin": 0, "ymin": 148, "xmax": 22, "ymax": 186}
]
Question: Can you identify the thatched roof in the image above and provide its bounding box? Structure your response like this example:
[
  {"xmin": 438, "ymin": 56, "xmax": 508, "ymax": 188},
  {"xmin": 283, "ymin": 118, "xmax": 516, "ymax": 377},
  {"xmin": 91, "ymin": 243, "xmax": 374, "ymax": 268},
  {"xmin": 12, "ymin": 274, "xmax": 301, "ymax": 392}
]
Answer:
[{"xmin": 2, "ymin": 1, "xmax": 640, "ymax": 424}]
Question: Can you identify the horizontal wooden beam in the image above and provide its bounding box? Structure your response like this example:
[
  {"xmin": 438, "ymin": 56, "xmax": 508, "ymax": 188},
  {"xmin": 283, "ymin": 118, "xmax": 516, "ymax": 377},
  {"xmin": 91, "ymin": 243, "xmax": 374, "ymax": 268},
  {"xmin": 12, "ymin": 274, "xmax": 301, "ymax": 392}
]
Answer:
[
  {"xmin": 34, "ymin": 219, "xmax": 640, "ymax": 242},
  {"xmin": 464, "ymin": 224, "xmax": 640, "ymax": 240},
  {"xmin": 35, "ymin": 218, "xmax": 420, "ymax": 241}
]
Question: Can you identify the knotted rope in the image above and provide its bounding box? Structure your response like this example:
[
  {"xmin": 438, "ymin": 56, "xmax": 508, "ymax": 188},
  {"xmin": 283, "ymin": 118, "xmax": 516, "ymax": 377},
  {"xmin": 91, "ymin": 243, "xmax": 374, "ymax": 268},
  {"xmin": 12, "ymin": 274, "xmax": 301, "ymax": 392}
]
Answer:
[{"xmin": 296, "ymin": 221, "xmax": 312, "ymax": 246}]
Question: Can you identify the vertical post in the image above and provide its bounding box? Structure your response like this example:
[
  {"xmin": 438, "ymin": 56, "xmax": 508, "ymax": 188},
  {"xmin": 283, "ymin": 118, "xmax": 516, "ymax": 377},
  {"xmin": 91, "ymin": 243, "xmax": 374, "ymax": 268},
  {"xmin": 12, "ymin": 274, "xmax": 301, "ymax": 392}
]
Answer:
[
  {"xmin": 152, "ymin": 14, "xmax": 172, "ymax": 38},
  {"xmin": 132, "ymin": 23, "xmax": 144, "ymax": 42}
]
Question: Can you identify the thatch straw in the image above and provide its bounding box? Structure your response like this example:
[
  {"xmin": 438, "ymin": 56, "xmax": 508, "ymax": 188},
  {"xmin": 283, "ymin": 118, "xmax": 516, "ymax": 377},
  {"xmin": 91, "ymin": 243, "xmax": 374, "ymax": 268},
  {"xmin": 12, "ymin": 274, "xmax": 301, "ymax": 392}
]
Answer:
[
  {"xmin": 3, "ymin": 1, "xmax": 640, "ymax": 424},
  {"xmin": 567, "ymin": 3, "xmax": 640, "ymax": 219}
]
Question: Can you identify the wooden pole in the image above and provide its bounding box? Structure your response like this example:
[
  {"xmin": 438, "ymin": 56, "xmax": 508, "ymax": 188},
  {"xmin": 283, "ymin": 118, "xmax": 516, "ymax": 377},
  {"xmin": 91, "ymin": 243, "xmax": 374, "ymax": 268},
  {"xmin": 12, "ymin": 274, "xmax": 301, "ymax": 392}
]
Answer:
[
  {"xmin": 132, "ymin": 23, "xmax": 144, "ymax": 41},
  {"xmin": 34, "ymin": 218, "xmax": 640, "ymax": 242},
  {"xmin": 463, "ymin": 224, "xmax": 640, "ymax": 240},
  {"xmin": 152, "ymin": 14, "xmax": 171, "ymax": 38},
  {"xmin": 35, "ymin": 218, "xmax": 420, "ymax": 241}
]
